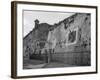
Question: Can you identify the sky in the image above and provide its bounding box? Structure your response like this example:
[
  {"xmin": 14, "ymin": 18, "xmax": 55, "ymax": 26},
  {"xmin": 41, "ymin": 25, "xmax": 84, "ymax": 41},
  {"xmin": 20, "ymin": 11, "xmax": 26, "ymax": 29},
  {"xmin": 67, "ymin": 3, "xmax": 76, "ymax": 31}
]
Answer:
[{"xmin": 23, "ymin": 10, "xmax": 75, "ymax": 37}]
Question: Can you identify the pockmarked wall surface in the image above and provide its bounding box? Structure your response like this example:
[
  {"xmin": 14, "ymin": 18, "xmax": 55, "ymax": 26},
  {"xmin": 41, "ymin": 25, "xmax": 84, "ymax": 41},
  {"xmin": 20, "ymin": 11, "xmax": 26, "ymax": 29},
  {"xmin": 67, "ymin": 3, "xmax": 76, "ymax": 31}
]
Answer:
[{"xmin": 23, "ymin": 13, "xmax": 91, "ymax": 66}]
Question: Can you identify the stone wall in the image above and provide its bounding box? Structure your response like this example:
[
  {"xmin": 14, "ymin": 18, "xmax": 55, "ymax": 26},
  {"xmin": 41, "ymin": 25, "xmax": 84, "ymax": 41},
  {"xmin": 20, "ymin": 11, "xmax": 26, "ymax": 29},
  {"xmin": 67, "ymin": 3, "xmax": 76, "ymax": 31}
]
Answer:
[
  {"xmin": 48, "ymin": 13, "xmax": 91, "ymax": 66},
  {"xmin": 51, "ymin": 50, "xmax": 90, "ymax": 66},
  {"xmin": 23, "ymin": 13, "xmax": 91, "ymax": 66}
]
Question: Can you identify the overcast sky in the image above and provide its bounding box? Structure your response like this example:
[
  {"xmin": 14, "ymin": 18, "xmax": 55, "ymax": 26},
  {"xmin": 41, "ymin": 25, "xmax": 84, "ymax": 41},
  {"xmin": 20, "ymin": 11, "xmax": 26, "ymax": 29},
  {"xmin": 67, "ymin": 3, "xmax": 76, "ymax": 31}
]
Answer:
[{"xmin": 23, "ymin": 10, "xmax": 75, "ymax": 37}]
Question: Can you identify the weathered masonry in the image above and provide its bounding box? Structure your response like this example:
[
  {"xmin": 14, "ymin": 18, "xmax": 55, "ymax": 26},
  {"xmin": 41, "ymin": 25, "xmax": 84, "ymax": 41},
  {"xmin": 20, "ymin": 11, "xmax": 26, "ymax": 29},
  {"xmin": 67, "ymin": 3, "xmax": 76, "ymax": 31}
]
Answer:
[{"xmin": 23, "ymin": 13, "xmax": 91, "ymax": 66}]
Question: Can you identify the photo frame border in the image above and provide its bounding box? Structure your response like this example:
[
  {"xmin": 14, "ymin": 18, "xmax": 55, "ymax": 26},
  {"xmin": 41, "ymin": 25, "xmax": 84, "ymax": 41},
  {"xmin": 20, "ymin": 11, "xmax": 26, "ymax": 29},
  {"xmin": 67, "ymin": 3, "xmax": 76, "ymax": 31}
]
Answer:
[{"xmin": 11, "ymin": 1, "xmax": 98, "ymax": 79}]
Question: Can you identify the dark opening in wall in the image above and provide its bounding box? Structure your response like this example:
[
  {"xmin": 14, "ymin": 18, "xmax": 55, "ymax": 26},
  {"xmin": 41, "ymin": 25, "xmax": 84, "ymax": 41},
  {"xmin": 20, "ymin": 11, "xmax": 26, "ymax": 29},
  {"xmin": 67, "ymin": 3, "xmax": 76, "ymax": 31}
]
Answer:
[{"xmin": 68, "ymin": 31, "xmax": 76, "ymax": 43}]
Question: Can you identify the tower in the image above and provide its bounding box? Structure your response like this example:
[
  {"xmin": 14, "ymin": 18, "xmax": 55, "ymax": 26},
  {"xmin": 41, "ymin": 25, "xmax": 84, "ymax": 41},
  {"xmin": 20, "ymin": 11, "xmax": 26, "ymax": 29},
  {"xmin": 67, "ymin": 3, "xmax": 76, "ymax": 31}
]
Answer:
[{"xmin": 34, "ymin": 19, "xmax": 39, "ymax": 29}]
